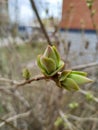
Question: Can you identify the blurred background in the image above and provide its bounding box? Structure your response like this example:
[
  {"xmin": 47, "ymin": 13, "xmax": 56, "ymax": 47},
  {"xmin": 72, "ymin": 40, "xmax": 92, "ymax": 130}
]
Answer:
[{"xmin": 0, "ymin": 0, "xmax": 98, "ymax": 130}]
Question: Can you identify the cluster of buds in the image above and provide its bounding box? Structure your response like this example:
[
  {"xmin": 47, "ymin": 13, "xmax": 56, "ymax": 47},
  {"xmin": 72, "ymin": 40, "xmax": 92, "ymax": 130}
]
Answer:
[
  {"xmin": 58, "ymin": 70, "xmax": 92, "ymax": 90},
  {"xmin": 37, "ymin": 45, "xmax": 64, "ymax": 77},
  {"xmin": 37, "ymin": 45, "xmax": 93, "ymax": 91}
]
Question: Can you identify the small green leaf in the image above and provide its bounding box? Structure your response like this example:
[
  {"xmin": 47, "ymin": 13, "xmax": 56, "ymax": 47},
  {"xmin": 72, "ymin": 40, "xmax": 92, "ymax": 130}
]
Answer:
[
  {"xmin": 68, "ymin": 74, "xmax": 93, "ymax": 85},
  {"xmin": 41, "ymin": 57, "xmax": 56, "ymax": 74},
  {"xmin": 46, "ymin": 60, "xmax": 64, "ymax": 77},
  {"xmin": 47, "ymin": 62, "xmax": 64, "ymax": 77},
  {"xmin": 37, "ymin": 55, "xmax": 43, "ymax": 69},
  {"xmin": 62, "ymin": 78, "xmax": 80, "ymax": 90},
  {"xmin": 71, "ymin": 71, "xmax": 87, "ymax": 76},
  {"xmin": 37, "ymin": 55, "xmax": 49, "ymax": 75},
  {"xmin": 52, "ymin": 46, "xmax": 60, "ymax": 64},
  {"xmin": 43, "ymin": 46, "xmax": 59, "ymax": 68},
  {"xmin": 59, "ymin": 70, "xmax": 71, "ymax": 81}
]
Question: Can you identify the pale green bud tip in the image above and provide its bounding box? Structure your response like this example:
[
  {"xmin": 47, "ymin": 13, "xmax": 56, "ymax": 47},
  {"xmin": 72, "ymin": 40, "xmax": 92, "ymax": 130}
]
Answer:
[
  {"xmin": 68, "ymin": 73, "xmax": 93, "ymax": 85},
  {"xmin": 22, "ymin": 68, "xmax": 31, "ymax": 80},
  {"xmin": 43, "ymin": 45, "xmax": 52, "ymax": 57}
]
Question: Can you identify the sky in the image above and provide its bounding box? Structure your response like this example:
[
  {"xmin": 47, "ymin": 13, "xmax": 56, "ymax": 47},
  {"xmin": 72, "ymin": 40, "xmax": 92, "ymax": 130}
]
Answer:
[{"xmin": 9, "ymin": 0, "xmax": 63, "ymax": 25}]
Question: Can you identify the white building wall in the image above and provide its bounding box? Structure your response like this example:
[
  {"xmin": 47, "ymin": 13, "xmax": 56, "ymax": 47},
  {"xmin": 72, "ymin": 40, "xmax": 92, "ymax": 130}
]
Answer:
[{"xmin": 60, "ymin": 31, "xmax": 98, "ymax": 66}]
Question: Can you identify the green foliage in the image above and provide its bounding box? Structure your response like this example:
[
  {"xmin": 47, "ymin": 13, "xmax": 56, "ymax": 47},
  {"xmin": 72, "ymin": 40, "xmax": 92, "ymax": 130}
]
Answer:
[{"xmin": 37, "ymin": 45, "xmax": 93, "ymax": 91}]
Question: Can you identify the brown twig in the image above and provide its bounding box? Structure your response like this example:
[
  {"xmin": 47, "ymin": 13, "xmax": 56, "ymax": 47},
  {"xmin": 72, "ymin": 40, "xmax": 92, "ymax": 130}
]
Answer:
[
  {"xmin": 59, "ymin": 110, "xmax": 98, "ymax": 130},
  {"xmin": 68, "ymin": 114, "xmax": 98, "ymax": 122},
  {"xmin": 14, "ymin": 75, "xmax": 47, "ymax": 89},
  {"xmin": 79, "ymin": 89, "xmax": 98, "ymax": 103},
  {"xmin": 59, "ymin": 110, "xmax": 76, "ymax": 130},
  {"xmin": 71, "ymin": 62, "xmax": 98, "ymax": 70},
  {"xmin": 0, "ymin": 111, "xmax": 31, "ymax": 128},
  {"xmin": 30, "ymin": 0, "xmax": 52, "ymax": 46},
  {"xmin": 0, "ymin": 75, "xmax": 47, "ymax": 89},
  {"xmin": 0, "ymin": 87, "xmax": 30, "ymax": 109},
  {"xmin": 0, "ymin": 118, "xmax": 21, "ymax": 130},
  {"xmin": 0, "ymin": 77, "xmax": 18, "ymax": 85},
  {"xmin": 86, "ymin": 1, "xmax": 98, "ymax": 49}
]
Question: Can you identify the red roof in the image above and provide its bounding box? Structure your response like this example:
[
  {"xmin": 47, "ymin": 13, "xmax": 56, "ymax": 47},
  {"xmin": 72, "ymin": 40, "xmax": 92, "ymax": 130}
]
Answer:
[{"xmin": 60, "ymin": 0, "xmax": 98, "ymax": 30}]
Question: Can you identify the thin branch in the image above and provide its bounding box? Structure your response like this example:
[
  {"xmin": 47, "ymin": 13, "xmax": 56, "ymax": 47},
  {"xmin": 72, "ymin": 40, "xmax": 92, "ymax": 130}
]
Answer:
[
  {"xmin": 0, "ymin": 75, "xmax": 47, "ymax": 89},
  {"xmin": 59, "ymin": 110, "xmax": 76, "ymax": 130},
  {"xmin": 89, "ymin": 6, "xmax": 98, "ymax": 43},
  {"xmin": 0, "ymin": 87, "xmax": 30, "ymax": 109},
  {"xmin": 68, "ymin": 114, "xmax": 98, "ymax": 122},
  {"xmin": 30, "ymin": 0, "xmax": 52, "ymax": 46},
  {"xmin": 0, "ymin": 118, "xmax": 21, "ymax": 130},
  {"xmin": 79, "ymin": 89, "xmax": 98, "ymax": 103},
  {"xmin": 59, "ymin": 110, "xmax": 98, "ymax": 130},
  {"xmin": 0, "ymin": 77, "xmax": 18, "ymax": 85},
  {"xmin": 0, "ymin": 61, "xmax": 98, "ymax": 89},
  {"xmin": 0, "ymin": 110, "xmax": 31, "ymax": 128},
  {"xmin": 14, "ymin": 75, "xmax": 47, "ymax": 89},
  {"xmin": 71, "ymin": 62, "xmax": 98, "ymax": 70}
]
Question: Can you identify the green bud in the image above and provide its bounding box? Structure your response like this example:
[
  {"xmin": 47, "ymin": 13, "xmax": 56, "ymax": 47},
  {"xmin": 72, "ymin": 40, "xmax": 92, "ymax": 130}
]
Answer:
[
  {"xmin": 61, "ymin": 78, "xmax": 80, "ymax": 90},
  {"xmin": 22, "ymin": 68, "xmax": 31, "ymax": 80},
  {"xmin": 54, "ymin": 117, "xmax": 63, "ymax": 127},
  {"xmin": 86, "ymin": 0, "xmax": 94, "ymax": 9},
  {"xmin": 58, "ymin": 70, "xmax": 93, "ymax": 91},
  {"xmin": 69, "ymin": 102, "xmax": 79, "ymax": 109},
  {"xmin": 87, "ymin": 3, "xmax": 92, "ymax": 9},
  {"xmin": 68, "ymin": 74, "xmax": 93, "ymax": 85},
  {"xmin": 86, "ymin": 92, "xmax": 94, "ymax": 101},
  {"xmin": 37, "ymin": 45, "xmax": 64, "ymax": 77}
]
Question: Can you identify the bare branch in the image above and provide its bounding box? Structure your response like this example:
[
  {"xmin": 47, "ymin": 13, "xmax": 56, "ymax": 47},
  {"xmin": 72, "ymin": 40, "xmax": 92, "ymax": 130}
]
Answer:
[
  {"xmin": 0, "ymin": 87, "xmax": 30, "ymax": 109},
  {"xmin": 30, "ymin": 0, "xmax": 52, "ymax": 46},
  {"xmin": 0, "ymin": 75, "xmax": 47, "ymax": 89},
  {"xmin": 68, "ymin": 114, "xmax": 98, "ymax": 122},
  {"xmin": 79, "ymin": 89, "xmax": 98, "ymax": 103},
  {"xmin": 14, "ymin": 75, "xmax": 47, "ymax": 89},
  {"xmin": 59, "ymin": 110, "xmax": 98, "ymax": 130},
  {"xmin": 59, "ymin": 110, "xmax": 76, "ymax": 130},
  {"xmin": 0, "ymin": 110, "xmax": 31, "ymax": 128},
  {"xmin": 0, "ymin": 77, "xmax": 18, "ymax": 85},
  {"xmin": 71, "ymin": 62, "xmax": 98, "ymax": 70}
]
